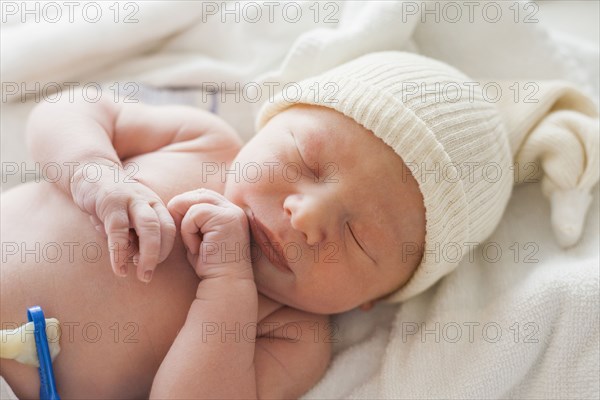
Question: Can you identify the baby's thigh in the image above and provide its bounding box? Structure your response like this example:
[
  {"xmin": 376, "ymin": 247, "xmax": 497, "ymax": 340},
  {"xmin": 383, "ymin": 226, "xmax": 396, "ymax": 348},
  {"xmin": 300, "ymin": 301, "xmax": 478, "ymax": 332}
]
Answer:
[
  {"xmin": 0, "ymin": 184, "xmax": 72, "ymax": 397},
  {"xmin": 0, "ymin": 183, "xmax": 121, "ymax": 397},
  {"xmin": 0, "ymin": 183, "xmax": 46, "ymax": 328}
]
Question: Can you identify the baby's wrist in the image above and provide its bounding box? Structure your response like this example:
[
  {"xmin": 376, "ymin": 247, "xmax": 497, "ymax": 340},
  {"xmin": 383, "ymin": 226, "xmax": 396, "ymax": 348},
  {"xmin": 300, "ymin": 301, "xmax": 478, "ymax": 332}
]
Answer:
[
  {"xmin": 69, "ymin": 159, "xmax": 122, "ymax": 210},
  {"xmin": 193, "ymin": 250, "xmax": 255, "ymax": 282},
  {"xmin": 195, "ymin": 274, "xmax": 257, "ymax": 301}
]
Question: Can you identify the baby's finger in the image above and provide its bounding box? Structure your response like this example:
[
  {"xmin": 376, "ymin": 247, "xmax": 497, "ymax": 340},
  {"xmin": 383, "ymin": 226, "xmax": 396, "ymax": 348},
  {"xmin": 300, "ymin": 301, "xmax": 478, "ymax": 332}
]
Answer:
[
  {"xmin": 129, "ymin": 229, "xmax": 140, "ymax": 266},
  {"xmin": 180, "ymin": 203, "xmax": 211, "ymax": 256},
  {"xmin": 186, "ymin": 249, "xmax": 198, "ymax": 272},
  {"xmin": 129, "ymin": 201, "xmax": 161, "ymax": 282},
  {"xmin": 104, "ymin": 208, "xmax": 131, "ymax": 277},
  {"xmin": 180, "ymin": 202, "xmax": 228, "ymax": 257},
  {"xmin": 152, "ymin": 202, "xmax": 176, "ymax": 263},
  {"xmin": 167, "ymin": 197, "xmax": 185, "ymax": 229},
  {"xmin": 89, "ymin": 214, "xmax": 102, "ymax": 226},
  {"xmin": 167, "ymin": 188, "xmax": 227, "ymax": 223},
  {"xmin": 89, "ymin": 215, "xmax": 107, "ymax": 238}
]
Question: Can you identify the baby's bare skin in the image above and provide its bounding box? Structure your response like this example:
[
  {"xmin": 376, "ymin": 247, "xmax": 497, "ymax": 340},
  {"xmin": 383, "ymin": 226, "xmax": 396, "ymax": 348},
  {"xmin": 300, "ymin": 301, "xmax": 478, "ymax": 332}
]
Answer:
[
  {"xmin": 1, "ymin": 184, "xmax": 326, "ymax": 399},
  {"xmin": 0, "ymin": 100, "xmax": 331, "ymax": 399},
  {"xmin": 1, "ymin": 98, "xmax": 425, "ymax": 398},
  {"xmin": 1, "ymin": 178, "xmax": 200, "ymax": 399}
]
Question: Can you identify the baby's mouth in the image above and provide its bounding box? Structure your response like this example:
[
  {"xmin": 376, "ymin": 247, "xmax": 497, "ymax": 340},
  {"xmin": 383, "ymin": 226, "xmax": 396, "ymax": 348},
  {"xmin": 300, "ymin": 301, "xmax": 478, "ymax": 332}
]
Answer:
[{"xmin": 246, "ymin": 209, "xmax": 293, "ymax": 274}]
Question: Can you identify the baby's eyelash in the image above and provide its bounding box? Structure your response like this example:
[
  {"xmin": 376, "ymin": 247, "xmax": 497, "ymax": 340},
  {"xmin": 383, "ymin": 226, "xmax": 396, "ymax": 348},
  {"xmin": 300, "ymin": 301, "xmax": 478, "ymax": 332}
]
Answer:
[
  {"xmin": 290, "ymin": 131, "xmax": 318, "ymax": 178},
  {"xmin": 347, "ymin": 223, "xmax": 364, "ymax": 252},
  {"xmin": 308, "ymin": 160, "xmax": 320, "ymax": 179},
  {"xmin": 348, "ymin": 223, "xmax": 376, "ymax": 263}
]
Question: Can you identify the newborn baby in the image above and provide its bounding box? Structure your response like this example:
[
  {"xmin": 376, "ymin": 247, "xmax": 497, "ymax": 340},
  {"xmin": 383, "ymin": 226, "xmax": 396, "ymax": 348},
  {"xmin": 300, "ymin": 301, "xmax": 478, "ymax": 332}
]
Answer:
[{"xmin": 0, "ymin": 52, "xmax": 535, "ymax": 398}]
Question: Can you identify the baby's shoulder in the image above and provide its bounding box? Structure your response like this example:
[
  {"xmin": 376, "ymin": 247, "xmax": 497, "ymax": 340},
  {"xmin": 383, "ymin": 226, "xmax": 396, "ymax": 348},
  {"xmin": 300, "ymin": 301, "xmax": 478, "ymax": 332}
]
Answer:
[{"xmin": 254, "ymin": 293, "xmax": 333, "ymax": 398}]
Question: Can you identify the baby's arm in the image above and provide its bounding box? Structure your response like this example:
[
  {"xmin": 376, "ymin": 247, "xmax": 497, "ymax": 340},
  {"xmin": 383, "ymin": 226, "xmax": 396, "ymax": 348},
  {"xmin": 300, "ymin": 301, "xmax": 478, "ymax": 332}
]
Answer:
[
  {"xmin": 26, "ymin": 93, "xmax": 240, "ymax": 198},
  {"xmin": 150, "ymin": 190, "xmax": 332, "ymax": 399},
  {"xmin": 151, "ymin": 189, "xmax": 258, "ymax": 398},
  {"xmin": 254, "ymin": 307, "xmax": 332, "ymax": 398},
  {"xmin": 25, "ymin": 94, "xmax": 241, "ymax": 280}
]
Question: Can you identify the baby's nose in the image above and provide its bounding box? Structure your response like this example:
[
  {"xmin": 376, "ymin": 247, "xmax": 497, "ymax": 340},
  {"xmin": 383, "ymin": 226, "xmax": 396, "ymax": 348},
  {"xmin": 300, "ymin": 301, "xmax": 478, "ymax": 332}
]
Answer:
[
  {"xmin": 283, "ymin": 194, "xmax": 327, "ymax": 246},
  {"xmin": 302, "ymin": 224, "xmax": 326, "ymax": 247}
]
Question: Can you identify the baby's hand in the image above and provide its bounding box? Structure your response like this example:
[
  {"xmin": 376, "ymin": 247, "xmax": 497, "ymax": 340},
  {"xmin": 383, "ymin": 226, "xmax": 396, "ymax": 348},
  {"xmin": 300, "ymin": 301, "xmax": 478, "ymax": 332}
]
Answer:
[
  {"xmin": 70, "ymin": 162, "xmax": 176, "ymax": 282},
  {"xmin": 167, "ymin": 188, "xmax": 253, "ymax": 282}
]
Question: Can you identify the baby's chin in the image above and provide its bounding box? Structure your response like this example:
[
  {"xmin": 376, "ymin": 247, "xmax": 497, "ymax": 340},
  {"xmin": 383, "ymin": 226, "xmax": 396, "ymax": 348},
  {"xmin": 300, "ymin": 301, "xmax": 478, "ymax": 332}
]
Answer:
[
  {"xmin": 255, "ymin": 279, "xmax": 363, "ymax": 314},
  {"xmin": 253, "ymin": 277, "xmax": 301, "ymax": 310}
]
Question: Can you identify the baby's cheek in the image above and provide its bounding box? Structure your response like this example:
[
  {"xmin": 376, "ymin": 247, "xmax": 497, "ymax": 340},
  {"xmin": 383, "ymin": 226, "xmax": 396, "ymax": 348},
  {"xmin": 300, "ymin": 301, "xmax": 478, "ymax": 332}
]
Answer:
[
  {"xmin": 311, "ymin": 260, "xmax": 356, "ymax": 298},
  {"xmin": 249, "ymin": 167, "xmax": 289, "ymax": 199},
  {"xmin": 224, "ymin": 177, "xmax": 273, "ymax": 217},
  {"xmin": 224, "ymin": 162, "xmax": 266, "ymax": 200},
  {"xmin": 223, "ymin": 180, "xmax": 243, "ymax": 205}
]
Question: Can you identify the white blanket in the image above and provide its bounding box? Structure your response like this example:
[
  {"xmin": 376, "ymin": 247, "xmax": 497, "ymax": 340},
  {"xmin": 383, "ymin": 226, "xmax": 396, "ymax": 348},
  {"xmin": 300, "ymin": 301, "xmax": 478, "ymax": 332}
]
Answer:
[{"xmin": 2, "ymin": 1, "xmax": 598, "ymax": 398}]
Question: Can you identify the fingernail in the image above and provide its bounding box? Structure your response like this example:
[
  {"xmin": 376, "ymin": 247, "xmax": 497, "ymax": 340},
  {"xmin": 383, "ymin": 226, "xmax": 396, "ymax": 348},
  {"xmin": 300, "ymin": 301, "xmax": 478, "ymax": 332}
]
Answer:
[
  {"xmin": 120, "ymin": 265, "xmax": 128, "ymax": 276},
  {"xmin": 133, "ymin": 255, "xmax": 139, "ymax": 266},
  {"xmin": 143, "ymin": 270, "xmax": 153, "ymax": 282}
]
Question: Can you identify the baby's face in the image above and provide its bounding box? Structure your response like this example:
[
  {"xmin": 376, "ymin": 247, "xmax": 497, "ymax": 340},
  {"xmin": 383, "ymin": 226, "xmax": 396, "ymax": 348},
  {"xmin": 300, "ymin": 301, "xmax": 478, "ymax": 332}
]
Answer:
[{"xmin": 225, "ymin": 105, "xmax": 425, "ymax": 314}]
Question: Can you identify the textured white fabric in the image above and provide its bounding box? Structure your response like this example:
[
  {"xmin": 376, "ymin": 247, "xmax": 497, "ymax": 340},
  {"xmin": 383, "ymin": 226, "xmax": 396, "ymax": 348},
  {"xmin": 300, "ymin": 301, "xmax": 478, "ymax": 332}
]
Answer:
[
  {"xmin": 0, "ymin": 377, "xmax": 18, "ymax": 400},
  {"xmin": 2, "ymin": 1, "xmax": 598, "ymax": 399},
  {"xmin": 490, "ymin": 80, "xmax": 600, "ymax": 248}
]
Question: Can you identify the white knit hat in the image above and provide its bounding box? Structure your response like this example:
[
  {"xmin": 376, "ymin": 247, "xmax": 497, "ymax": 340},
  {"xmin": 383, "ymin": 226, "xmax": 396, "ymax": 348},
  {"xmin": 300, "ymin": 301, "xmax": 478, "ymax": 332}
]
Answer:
[{"xmin": 255, "ymin": 51, "xmax": 599, "ymax": 303}]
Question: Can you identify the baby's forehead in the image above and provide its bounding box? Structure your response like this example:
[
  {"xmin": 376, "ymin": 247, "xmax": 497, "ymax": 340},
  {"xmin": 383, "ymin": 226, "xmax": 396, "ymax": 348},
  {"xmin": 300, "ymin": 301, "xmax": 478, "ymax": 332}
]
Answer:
[
  {"xmin": 275, "ymin": 103, "xmax": 410, "ymax": 182},
  {"xmin": 285, "ymin": 106, "xmax": 375, "ymax": 146}
]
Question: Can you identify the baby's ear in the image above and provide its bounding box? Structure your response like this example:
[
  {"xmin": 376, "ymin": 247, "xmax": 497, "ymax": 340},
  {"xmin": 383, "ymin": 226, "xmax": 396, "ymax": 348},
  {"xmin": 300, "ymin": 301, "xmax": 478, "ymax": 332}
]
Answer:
[
  {"xmin": 358, "ymin": 301, "xmax": 376, "ymax": 312},
  {"xmin": 480, "ymin": 79, "xmax": 599, "ymax": 248}
]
